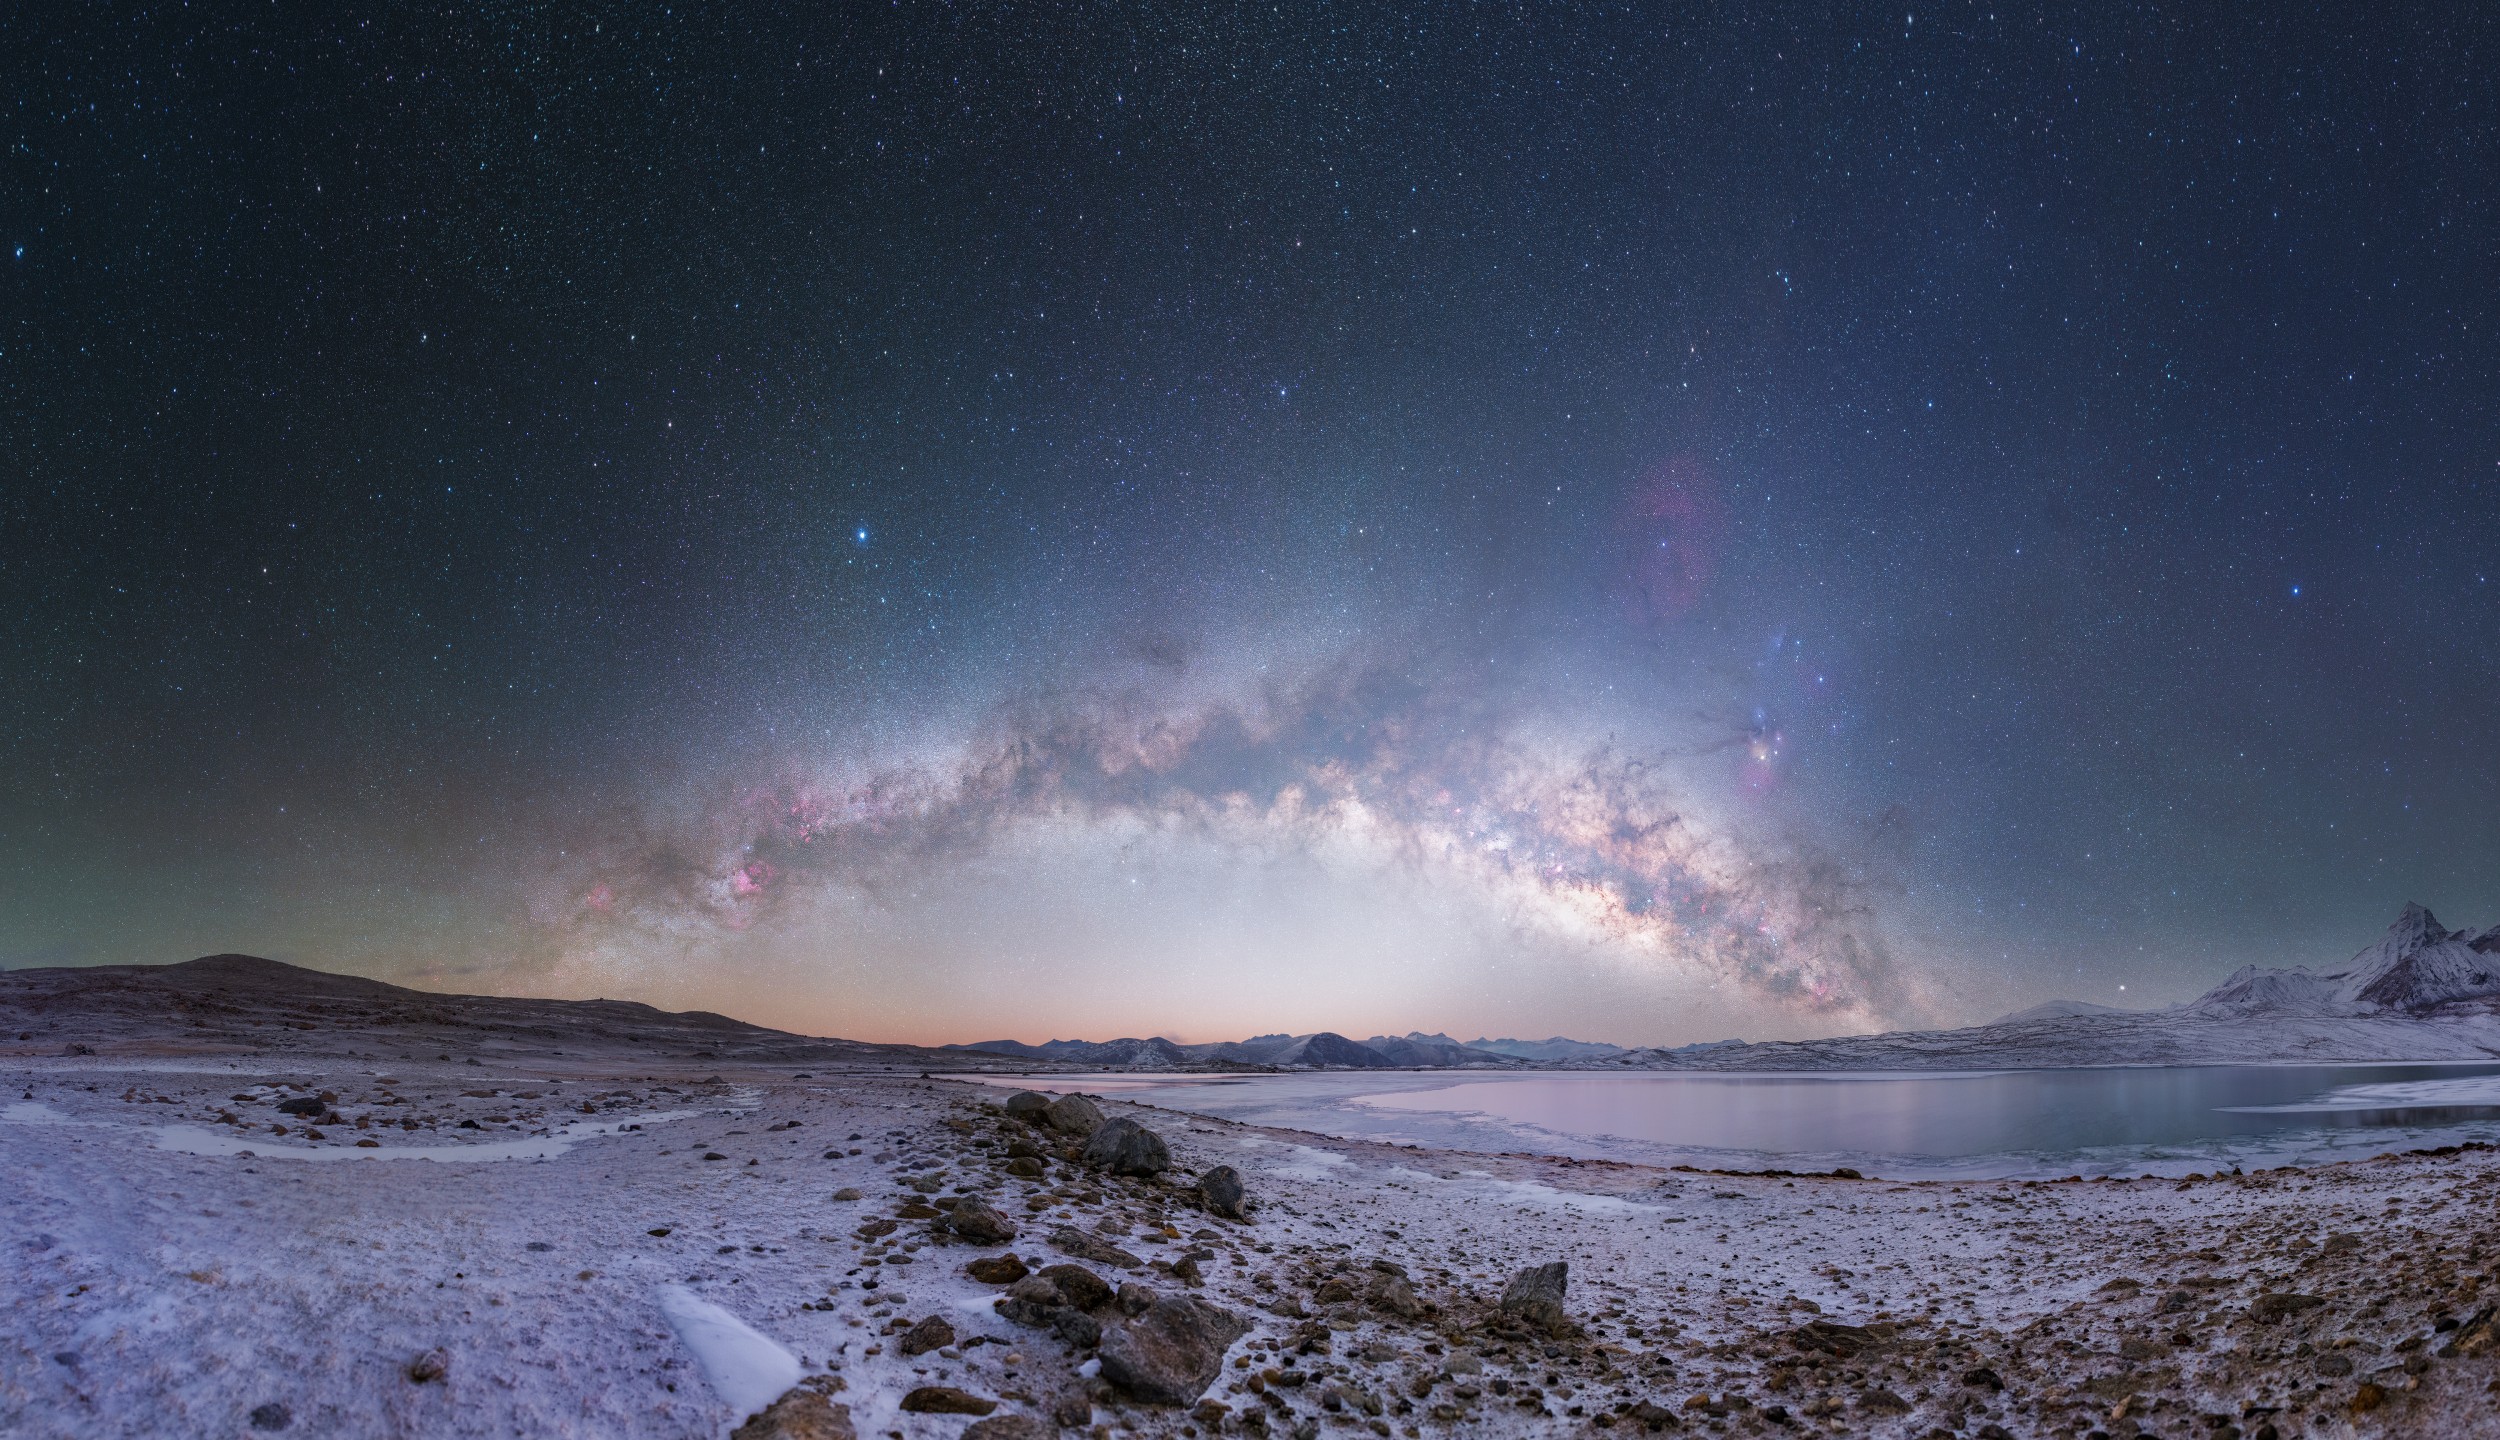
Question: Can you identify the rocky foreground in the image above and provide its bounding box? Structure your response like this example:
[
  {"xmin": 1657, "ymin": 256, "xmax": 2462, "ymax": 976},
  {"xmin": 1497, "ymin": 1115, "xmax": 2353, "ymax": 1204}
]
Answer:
[{"xmin": 6, "ymin": 1052, "xmax": 2500, "ymax": 1440}]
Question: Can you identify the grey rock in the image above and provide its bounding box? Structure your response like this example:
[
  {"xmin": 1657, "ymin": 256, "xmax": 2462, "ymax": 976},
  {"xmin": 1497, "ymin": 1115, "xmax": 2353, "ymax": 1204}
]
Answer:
[
  {"xmin": 1003, "ymin": 1092, "xmax": 1053, "ymax": 1122},
  {"xmin": 1198, "ymin": 1164, "xmax": 1247, "ymax": 1218},
  {"xmin": 248, "ymin": 1403, "xmax": 292, "ymax": 1431},
  {"xmin": 946, "ymin": 1195, "xmax": 1018, "ymax": 1244},
  {"xmin": 1049, "ymin": 1307, "xmax": 1103, "ymax": 1349},
  {"xmin": 998, "ymin": 1274, "xmax": 1066, "ymax": 1327},
  {"xmin": 1117, "ymin": 1281, "xmax": 1156, "ymax": 1316},
  {"xmin": 1080, "ymin": 1116, "xmax": 1171, "ymax": 1176},
  {"xmin": 1499, "ymin": 1262, "xmax": 1569, "ymax": 1333},
  {"xmin": 1098, "ymin": 1294, "xmax": 1253, "ymax": 1406},
  {"xmin": 1043, "ymin": 1093, "xmax": 1105, "ymax": 1135}
]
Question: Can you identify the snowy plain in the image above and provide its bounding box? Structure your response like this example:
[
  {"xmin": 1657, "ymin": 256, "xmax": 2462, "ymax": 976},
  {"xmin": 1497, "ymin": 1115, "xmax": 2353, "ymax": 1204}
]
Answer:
[{"xmin": 9, "ymin": 1049, "xmax": 2500, "ymax": 1439}]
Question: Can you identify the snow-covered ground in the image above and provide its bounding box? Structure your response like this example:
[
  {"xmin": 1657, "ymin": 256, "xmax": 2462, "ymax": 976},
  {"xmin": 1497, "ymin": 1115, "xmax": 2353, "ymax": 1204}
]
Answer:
[{"xmin": 8, "ymin": 1051, "xmax": 2500, "ymax": 1438}]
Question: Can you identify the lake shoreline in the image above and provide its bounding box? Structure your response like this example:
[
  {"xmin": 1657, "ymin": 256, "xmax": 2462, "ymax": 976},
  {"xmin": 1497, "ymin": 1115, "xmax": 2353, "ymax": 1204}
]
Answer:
[{"xmin": 949, "ymin": 1064, "xmax": 2500, "ymax": 1184}]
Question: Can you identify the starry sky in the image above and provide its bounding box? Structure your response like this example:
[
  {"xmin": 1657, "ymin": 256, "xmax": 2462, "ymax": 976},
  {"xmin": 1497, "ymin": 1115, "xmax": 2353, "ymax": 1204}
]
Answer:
[{"xmin": 6, "ymin": 5, "xmax": 2497, "ymax": 1047}]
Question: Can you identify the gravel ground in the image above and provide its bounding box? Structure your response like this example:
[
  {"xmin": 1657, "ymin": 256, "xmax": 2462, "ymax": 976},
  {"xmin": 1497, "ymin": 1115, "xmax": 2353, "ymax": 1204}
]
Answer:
[{"xmin": 7, "ymin": 1055, "xmax": 2499, "ymax": 1439}]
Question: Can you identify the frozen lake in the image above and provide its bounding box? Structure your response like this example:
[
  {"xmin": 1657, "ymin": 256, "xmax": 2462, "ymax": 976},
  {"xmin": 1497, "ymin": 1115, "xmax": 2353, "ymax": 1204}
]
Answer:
[{"xmin": 954, "ymin": 1062, "xmax": 2500, "ymax": 1179}]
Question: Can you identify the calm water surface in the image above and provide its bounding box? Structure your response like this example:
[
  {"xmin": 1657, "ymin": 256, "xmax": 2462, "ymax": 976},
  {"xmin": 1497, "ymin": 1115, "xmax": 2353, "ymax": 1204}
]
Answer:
[{"xmin": 955, "ymin": 1064, "xmax": 2500, "ymax": 1179}]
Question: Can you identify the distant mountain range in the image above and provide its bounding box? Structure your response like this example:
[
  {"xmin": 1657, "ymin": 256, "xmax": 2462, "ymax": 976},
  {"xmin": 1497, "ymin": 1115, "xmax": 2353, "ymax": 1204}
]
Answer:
[
  {"xmin": 952, "ymin": 905, "xmax": 2500, "ymax": 1073},
  {"xmin": 945, "ymin": 1029, "xmax": 1641, "ymax": 1071},
  {"xmin": 18, "ymin": 905, "xmax": 2495, "ymax": 1076},
  {"xmin": 1586, "ymin": 904, "xmax": 2500, "ymax": 1071}
]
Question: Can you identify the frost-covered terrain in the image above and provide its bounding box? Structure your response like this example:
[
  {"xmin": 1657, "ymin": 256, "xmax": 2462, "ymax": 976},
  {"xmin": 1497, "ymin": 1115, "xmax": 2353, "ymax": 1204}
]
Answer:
[
  {"xmin": 10, "ymin": 1044, "xmax": 2500, "ymax": 1435},
  {"xmin": 12, "ymin": 928, "xmax": 2500, "ymax": 1437}
]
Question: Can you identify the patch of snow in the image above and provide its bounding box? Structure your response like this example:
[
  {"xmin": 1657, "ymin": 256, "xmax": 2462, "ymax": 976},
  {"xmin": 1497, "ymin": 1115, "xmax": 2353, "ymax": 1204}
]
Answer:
[
  {"xmin": 1473, "ymin": 1177, "xmax": 1643, "ymax": 1214},
  {"xmin": 655, "ymin": 1285, "xmax": 802, "ymax": 1427},
  {"xmin": 147, "ymin": 1108, "xmax": 703, "ymax": 1163},
  {"xmin": 1264, "ymin": 1144, "xmax": 1352, "ymax": 1180}
]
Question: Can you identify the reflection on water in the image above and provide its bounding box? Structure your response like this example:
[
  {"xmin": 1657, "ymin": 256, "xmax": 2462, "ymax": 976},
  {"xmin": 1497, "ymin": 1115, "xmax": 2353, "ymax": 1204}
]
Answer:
[{"xmin": 951, "ymin": 1064, "xmax": 2500, "ymax": 1179}]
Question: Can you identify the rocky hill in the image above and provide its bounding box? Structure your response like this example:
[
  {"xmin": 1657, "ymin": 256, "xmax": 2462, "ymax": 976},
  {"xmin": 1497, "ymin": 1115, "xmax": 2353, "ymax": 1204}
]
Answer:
[{"xmin": 0, "ymin": 953, "xmax": 1026, "ymax": 1070}]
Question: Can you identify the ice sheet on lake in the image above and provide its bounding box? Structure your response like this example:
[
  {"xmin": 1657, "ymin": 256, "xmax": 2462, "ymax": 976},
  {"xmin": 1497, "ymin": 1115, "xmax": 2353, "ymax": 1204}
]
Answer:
[{"xmin": 2221, "ymin": 1075, "xmax": 2500, "ymax": 1113}]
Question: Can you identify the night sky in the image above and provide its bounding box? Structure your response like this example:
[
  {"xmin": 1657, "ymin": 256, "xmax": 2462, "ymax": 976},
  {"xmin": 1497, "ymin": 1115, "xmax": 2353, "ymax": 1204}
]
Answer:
[{"xmin": 6, "ymin": 5, "xmax": 2497, "ymax": 1046}]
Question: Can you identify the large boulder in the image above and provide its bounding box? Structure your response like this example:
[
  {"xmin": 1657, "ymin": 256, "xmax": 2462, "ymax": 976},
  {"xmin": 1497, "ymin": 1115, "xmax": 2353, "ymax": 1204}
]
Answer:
[
  {"xmin": 945, "ymin": 1195, "xmax": 1018, "ymax": 1244},
  {"xmin": 1097, "ymin": 1294, "xmax": 1253, "ymax": 1406},
  {"xmin": 1080, "ymin": 1117, "xmax": 1171, "ymax": 1176},
  {"xmin": 1003, "ymin": 1091, "xmax": 1053, "ymax": 1123},
  {"xmin": 1197, "ymin": 1164, "xmax": 1247, "ymax": 1219},
  {"xmin": 1042, "ymin": 1094, "xmax": 1104, "ymax": 1135},
  {"xmin": 1499, "ymin": 1262, "xmax": 1569, "ymax": 1333}
]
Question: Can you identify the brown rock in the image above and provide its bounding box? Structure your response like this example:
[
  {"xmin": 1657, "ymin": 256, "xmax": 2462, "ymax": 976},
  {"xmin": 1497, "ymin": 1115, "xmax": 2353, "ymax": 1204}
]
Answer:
[
  {"xmin": 404, "ymin": 1349, "xmax": 449, "ymax": 1383},
  {"xmin": 961, "ymin": 1416, "xmax": 1053, "ymax": 1440},
  {"xmin": 1049, "ymin": 1225, "xmax": 1143, "ymax": 1269},
  {"xmin": 899, "ymin": 1315, "xmax": 957, "ymax": 1356},
  {"xmin": 2249, "ymin": 1293, "xmax": 2326, "ymax": 1324},
  {"xmin": 1367, "ymin": 1272, "xmax": 1422, "ymax": 1318},
  {"xmin": 947, "ymin": 1195, "xmax": 1018, "ymax": 1244},
  {"xmin": 730, "ymin": 1388, "xmax": 857, "ymax": 1440},
  {"xmin": 967, "ymin": 1254, "xmax": 1030, "ymax": 1285},
  {"xmin": 899, "ymin": 1386, "xmax": 997, "ymax": 1415},
  {"xmin": 1037, "ymin": 1263, "xmax": 1114, "ymax": 1310}
]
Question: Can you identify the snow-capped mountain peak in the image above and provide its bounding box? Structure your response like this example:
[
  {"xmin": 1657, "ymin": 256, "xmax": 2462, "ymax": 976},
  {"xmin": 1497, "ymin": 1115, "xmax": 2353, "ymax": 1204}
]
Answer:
[{"xmin": 2189, "ymin": 903, "xmax": 2500, "ymax": 1016}]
